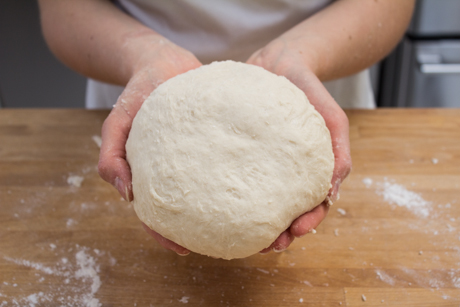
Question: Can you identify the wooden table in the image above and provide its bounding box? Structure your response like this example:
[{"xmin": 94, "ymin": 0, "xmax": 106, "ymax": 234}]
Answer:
[{"xmin": 0, "ymin": 109, "xmax": 459, "ymax": 306}]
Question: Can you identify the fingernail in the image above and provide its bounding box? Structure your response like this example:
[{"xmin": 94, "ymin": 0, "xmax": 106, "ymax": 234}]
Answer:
[
  {"xmin": 273, "ymin": 247, "xmax": 286, "ymax": 253},
  {"xmin": 309, "ymin": 229, "xmax": 317, "ymax": 234},
  {"xmin": 259, "ymin": 250, "xmax": 271, "ymax": 255},
  {"xmin": 115, "ymin": 177, "xmax": 127, "ymax": 201},
  {"xmin": 124, "ymin": 184, "xmax": 131, "ymax": 202},
  {"xmin": 177, "ymin": 251, "xmax": 190, "ymax": 256}
]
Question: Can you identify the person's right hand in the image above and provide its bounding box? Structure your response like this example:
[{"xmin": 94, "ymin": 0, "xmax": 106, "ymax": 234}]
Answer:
[
  {"xmin": 97, "ymin": 36, "xmax": 201, "ymax": 255},
  {"xmin": 247, "ymin": 39, "xmax": 352, "ymax": 254}
]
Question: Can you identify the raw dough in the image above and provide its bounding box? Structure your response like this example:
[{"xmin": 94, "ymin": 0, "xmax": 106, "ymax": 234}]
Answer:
[{"xmin": 126, "ymin": 61, "xmax": 334, "ymax": 259}]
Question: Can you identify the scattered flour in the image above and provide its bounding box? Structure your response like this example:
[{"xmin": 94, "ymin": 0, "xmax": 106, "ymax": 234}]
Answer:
[
  {"xmin": 448, "ymin": 270, "xmax": 460, "ymax": 288},
  {"xmin": 3, "ymin": 257, "xmax": 65, "ymax": 276},
  {"xmin": 178, "ymin": 296, "xmax": 190, "ymax": 304},
  {"xmin": 362, "ymin": 178, "xmax": 373, "ymax": 188},
  {"xmin": 91, "ymin": 135, "xmax": 102, "ymax": 148},
  {"xmin": 75, "ymin": 250, "xmax": 101, "ymax": 306},
  {"xmin": 337, "ymin": 208, "xmax": 347, "ymax": 216},
  {"xmin": 66, "ymin": 218, "xmax": 77, "ymax": 227},
  {"xmin": 256, "ymin": 268, "xmax": 269, "ymax": 274},
  {"xmin": 375, "ymin": 270, "xmax": 396, "ymax": 286},
  {"xmin": 67, "ymin": 175, "xmax": 84, "ymax": 188},
  {"xmin": 401, "ymin": 268, "xmax": 460, "ymax": 290},
  {"xmin": 334, "ymin": 229, "xmax": 339, "ymax": 236},
  {"xmin": 1, "ymin": 245, "xmax": 112, "ymax": 307},
  {"xmin": 361, "ymin": 294, "xmax": 366, "ymax": 302},
  {"xmin": 431, "ymin": 158, "xmax": 439, "ymax": 165},
  {"xmin": 26, "ymin": 293, "xmax": 39, "ymax": 306},
  {"xmin": 375, "ymin": 179, "xmax": 432, "ymax": 218},
  {"xmin": 109, "ymin": 256, "xmax": 117, "ymax": 266}
]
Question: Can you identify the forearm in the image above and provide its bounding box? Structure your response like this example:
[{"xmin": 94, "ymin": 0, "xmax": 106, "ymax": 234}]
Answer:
[
  {"xmin": 278, "ymin": 0, "xmax": 415, "ymax": 81},
  {"xmin": 38, "ymin": 0, "xmax": 162, "ymax": 85}
]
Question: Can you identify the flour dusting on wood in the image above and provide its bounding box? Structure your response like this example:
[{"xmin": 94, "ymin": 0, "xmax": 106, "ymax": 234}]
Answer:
[
  {"xmin": 67, "ymin": 175, "xmax": 84, "ymax": 188},
  {"xmin": 363, "ymin": 178, "xmax": 432, "ymax": 217},
  {"xmin": 91, "ymin": 135, "xmax": 102, "ymax": 148},
  {"xmin": 1, "ymin": 244, "xmax": 115, "ymax": 307},
  {"xmin": 375, "ymin": 269, "xmax": 396, "ymax": 286}
]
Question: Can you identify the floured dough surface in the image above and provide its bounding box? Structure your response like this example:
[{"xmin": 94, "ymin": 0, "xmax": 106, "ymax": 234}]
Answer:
[{"xmin": 126, "ymin": 61, "xmax": 334, "ymax": 259}]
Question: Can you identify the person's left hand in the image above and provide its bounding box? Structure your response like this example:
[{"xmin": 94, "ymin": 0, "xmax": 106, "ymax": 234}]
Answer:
[
  {"xmin": 246, "ymin": 39, "xmax": 352, "ymax": 254},
  {"xmin": 97, "ymin": 36, "xmax": 202, "ymax": 256}
]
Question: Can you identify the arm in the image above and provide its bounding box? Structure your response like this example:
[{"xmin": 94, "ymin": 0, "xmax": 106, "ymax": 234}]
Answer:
[
  {"xmin": 250, "ymin": 0, "xmax": 415, "ymax": 253},
  {"xmin": 38, "ymin": 0, "xmax": 198, "ymax": 85},
  {"xmin": 38, "ymin": 0, "xmax": 201, "ymax": 256},
  {"xmin": 39, "ymin": 0, "xmax": 153, "ymax": 86},
  {"xmin": 249, "ymin": 0, "xmax": 415, "ymax": 81}
]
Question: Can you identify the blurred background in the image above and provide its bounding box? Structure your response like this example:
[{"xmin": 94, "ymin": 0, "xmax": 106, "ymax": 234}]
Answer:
[{"xmin": 1, "ymin": 0, "xmax": 459, "ymax": 108}]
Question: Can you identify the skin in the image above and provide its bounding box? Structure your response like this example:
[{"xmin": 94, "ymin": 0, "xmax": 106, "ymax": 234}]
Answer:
[
  {"xmin": 247, "ymin": 0, "xmax": 415, "ymax": 253},
  {"xmin": 38, "ymin": 0, "xmax": 415, "ymax": 256}
]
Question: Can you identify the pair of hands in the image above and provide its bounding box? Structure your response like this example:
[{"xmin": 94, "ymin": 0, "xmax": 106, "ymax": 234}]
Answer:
[{"xmin": 98, "ymin": 37, "xmax": 351, "ymax": 256}]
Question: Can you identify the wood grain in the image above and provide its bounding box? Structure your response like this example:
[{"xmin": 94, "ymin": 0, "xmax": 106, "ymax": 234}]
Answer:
[{"xmin": 0, "ymin": 109, "xmax": 459, "ymax": 306}]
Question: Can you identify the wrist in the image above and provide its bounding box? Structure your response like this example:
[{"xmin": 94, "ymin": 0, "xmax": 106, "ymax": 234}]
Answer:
[
  {"xmin": 119, "ymin": 29, "xmax": 166, "ymax": 83},
  {"xmin": 277, "ymin": 36, "xmax": 323, "ymax": 80},
  {"xmin": 120, "ymin": 30, "xmax": 201, "ymax": 85},
  {"xmin": 253, "ymin": 37, "xmax": 321, "ymax": 80}
]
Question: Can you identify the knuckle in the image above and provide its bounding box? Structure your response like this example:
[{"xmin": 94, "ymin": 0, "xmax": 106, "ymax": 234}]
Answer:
[
  {"xmin": 336, "ymin": 107, "xmax": 349, "ymax": 125},
  {"xmin": 97, "ymin": 159, "xmax": 111, "ymax": 182},
  {"xmin": 260, "ymin": 40, "xmax": 284, "ymax": 60},
  {"xmin": 340, "ymin": 156, "xmax": 352, "ymax": 179}
]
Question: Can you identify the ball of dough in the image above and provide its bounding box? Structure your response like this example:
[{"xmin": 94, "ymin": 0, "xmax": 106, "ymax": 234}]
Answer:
[{"xmin": 126, "ymin": 61, "xmax": 334, "ymax": 260}]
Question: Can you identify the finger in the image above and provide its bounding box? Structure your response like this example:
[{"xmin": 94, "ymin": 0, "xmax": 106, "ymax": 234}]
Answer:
[
  {"xmin": 98, "ymin": 74, "xmax": 154, "ymax": 201},
  {"xmin": 97, "ymin": 56, "xmax": 202, "ymax": 201},
  {"xmin": 245, "ymin": 40, "xmax": 287, "ymax": 69},
  {"xmin": 259, "ymin": 230, "xmax": 295, "ymax": 254},
  {"xmin": 325, "ymin": 108, "xmax": 352, "ymax": 202},
  {"xmin": 142, "ymin": 223, "xmax": 190, "ymax": 256},
  {"xmin": 246, "ymin": 48, "xmax": 262, "ymax": 66},
  {"xmin": 98, "ymin": 107, "xmax": 134, "ymax": 201},
  {"xmin": 292, "ymin": 71, "xmax": 352, "ymax": 201},
  {"xmin": 289, "ymin": 202, "xmax": 330, "ymax": 238},
  {"xmin": 330, "ymin": 147, "xmax": 352, "ymax": 202}
]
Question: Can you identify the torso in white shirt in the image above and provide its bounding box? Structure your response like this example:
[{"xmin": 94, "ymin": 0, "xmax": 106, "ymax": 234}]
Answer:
[{"xmin": 86, "ymin": 0, "xmax": 374, "ymax": 109}]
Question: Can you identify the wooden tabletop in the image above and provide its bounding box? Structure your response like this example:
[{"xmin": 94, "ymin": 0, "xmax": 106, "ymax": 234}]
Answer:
[{"xmin": 0, "ymin": 109, "xmax": 459, "ymax": 306}]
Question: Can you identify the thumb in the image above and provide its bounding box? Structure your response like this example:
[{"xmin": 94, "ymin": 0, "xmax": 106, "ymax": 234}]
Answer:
[{"xmin": 98, "ymin": 107, "xmax": 134, "ymax": 201}]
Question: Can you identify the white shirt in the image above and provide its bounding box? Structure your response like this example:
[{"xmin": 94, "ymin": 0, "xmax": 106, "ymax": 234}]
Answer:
[{"xmin": 86, "ymin": 0, "xmax": 375, "ymax": 109}]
